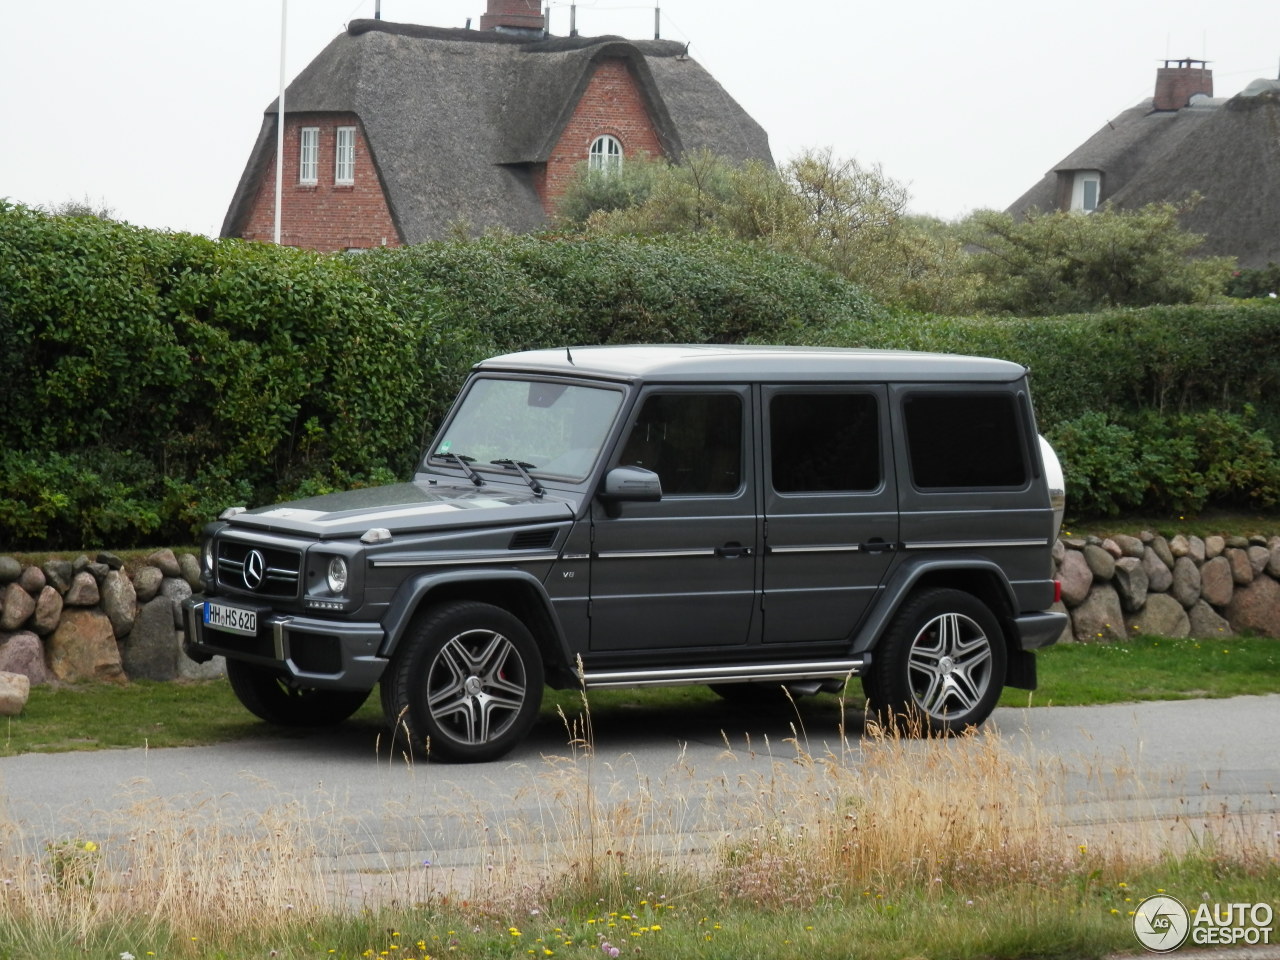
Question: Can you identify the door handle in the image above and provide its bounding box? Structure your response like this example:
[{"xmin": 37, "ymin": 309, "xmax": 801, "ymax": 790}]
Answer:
[
  {"xmin": 861, "ymin": 539, "xmax": 897, "ymax": 553},
  {"xmin": 716, "ymin": 543, "xmax": 752, "ymax": 559}
]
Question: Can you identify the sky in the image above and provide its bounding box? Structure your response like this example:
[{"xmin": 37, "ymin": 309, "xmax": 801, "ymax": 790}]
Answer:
[{"xmin": 2, "ymin": 0, "xmax": 1277, "ymax": 237}]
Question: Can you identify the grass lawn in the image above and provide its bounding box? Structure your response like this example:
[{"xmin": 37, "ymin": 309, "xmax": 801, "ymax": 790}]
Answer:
[{"xmin": 3, "ymin": 634, "xmax": 1277, "ymax": 756}]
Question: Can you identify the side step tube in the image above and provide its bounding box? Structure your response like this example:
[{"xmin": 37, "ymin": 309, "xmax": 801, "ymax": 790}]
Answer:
[{"xmin": 581, "ymin": 658, "xmax": 865, "ymax": 690}]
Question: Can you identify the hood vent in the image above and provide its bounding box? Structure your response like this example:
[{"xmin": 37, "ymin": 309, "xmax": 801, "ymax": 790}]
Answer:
[{"xmin": 509, "ymin": 528, "xmax": 557, "ymax": 550}]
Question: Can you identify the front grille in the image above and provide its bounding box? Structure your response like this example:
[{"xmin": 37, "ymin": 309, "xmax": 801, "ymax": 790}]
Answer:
[{"xmin": 217, "ymin": 541, "xmax": 302, "ymax": 599}]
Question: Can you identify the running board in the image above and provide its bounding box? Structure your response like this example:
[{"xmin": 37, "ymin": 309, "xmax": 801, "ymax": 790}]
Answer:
[{"xmin": 581, "ymin": 658, "xmax": 865, "ymax": 690}]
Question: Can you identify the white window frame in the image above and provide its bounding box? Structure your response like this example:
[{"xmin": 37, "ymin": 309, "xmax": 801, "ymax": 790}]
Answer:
[
  {"xmin": 335, "ymin": 126, "xmax": 356, "ymax": 185},
  {"xmin": 299, "ymin": 127, "xmax": 319, "ymax": 184},
  {"xmin": 1071, "ymin": 170, "xmax": 1102, "ymax": 213},
  {"xmin": 589, "ymin": 134, "xmax": 623, "ymax": 175}
]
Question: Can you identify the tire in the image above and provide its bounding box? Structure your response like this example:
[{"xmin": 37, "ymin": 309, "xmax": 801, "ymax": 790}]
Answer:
[
  {"xmin": 225, "ymin": 659, "xmax": 370, "ymax": 727},
  {"xmin": 380, "ymin": 601, "xmax": 544, "ymax": 763},
  {"xmin": 861, "ymin": 588, "xmax": 1006, "ymax": 736}
]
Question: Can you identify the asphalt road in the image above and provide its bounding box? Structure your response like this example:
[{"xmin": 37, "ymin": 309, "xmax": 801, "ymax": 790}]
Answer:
[{"xmin": 2, "ymin": 693, "xmax": 1277, "ymax": 902}]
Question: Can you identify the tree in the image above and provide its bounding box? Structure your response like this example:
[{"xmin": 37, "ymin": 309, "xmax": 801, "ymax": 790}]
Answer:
[
  {"xmin": 962, "ymin": 201, "xmax": 1234, "ymax": 315},
  {"xmin": 558, "ymin": 147, "xmax": 973, "ymax": 311},
  {"xmin": 40, "ymin": 195, "xmax": 116, "ymax": 220}
]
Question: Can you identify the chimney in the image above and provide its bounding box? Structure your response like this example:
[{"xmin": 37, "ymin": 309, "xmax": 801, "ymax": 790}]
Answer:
[
  {"xmin": 479, "ymin": 0, "xmax": 545, "ymax": 36},
  {"xmin": 1153, "ymin": 58, "xmax": 1213, "ymax": 111}
]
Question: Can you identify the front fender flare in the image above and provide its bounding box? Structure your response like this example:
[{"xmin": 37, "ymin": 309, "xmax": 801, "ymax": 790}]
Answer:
[{"xmin": 378, "ymin": 569, "xmax": 572, "ymax": 668}]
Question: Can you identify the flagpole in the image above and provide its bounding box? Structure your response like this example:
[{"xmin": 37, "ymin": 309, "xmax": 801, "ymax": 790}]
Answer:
[{"xmin": 274, "ymin": 0, "xmax": 288, "ymax": 244}]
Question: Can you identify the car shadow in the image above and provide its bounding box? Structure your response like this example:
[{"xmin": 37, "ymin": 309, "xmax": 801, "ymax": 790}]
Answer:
[{"xmin": 285, "ymin": 692, "xmax": 869, "ymax": 764}]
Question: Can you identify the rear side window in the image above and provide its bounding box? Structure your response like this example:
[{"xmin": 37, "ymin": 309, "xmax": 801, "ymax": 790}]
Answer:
[
  {"xmin": 903, "ymin": 393, "xmax": 1027, "ymax": 488},
  {"xmin": 770, "ymin": 393, "xmax": 880, "ymax": 492}
]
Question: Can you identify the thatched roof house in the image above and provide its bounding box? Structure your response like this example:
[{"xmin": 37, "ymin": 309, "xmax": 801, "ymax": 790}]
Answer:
[
  {"xmin": 1007, "ymin": 60, "xmax": 1280, "ymax": 268},
  {"xmin": 222, "ymin": 4, "xmax": 772, "ymax": 251}
]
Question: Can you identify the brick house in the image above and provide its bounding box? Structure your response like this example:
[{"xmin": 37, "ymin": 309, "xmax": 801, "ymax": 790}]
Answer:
[
  {"xmin": 1007, "ymin": 60, "xmax": 1280, "ymax": 268},
  {"xmin": 222, "ymin": 2, "xmax": 772, "ymax": 251}
]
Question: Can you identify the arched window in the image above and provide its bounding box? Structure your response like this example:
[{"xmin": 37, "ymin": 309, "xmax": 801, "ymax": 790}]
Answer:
[{"xmin": 589, "ymin": 135, "xmax": 623, "ymax": 174}]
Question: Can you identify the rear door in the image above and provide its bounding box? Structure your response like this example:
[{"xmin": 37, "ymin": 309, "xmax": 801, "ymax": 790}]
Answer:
[
  {"xmin": 588, "ymin": 386, "xmax": 758, "ymax": 651},
  {"xmin": 760, "ymin": 385, "xmax": 898, "ymax": 644}
]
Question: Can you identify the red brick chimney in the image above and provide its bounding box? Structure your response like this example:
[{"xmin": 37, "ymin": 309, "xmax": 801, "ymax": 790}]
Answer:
[
  {"xmin": 1153, "ymin": 58, "xmax": 1213, "ymax": 110},
  {"xmin": 480, "ymin": 0, "xmax": 545, "ymax": 34}
]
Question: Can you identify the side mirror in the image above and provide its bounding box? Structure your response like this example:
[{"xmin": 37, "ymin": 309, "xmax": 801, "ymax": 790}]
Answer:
[{"xmin": 599, "ymin": 466, "xmax": 663, "ymax": 505}]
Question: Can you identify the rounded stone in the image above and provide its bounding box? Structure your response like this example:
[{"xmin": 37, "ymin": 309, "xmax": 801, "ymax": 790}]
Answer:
[{"xmin": 1083, "ymin": 543, "xmax": 1116, "ymax": 581}]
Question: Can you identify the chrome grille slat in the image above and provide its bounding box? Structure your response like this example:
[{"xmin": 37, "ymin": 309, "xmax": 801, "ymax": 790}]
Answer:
[{"xmin": 216, "ymin": 542, "xmax": 302, "ymax": 598}]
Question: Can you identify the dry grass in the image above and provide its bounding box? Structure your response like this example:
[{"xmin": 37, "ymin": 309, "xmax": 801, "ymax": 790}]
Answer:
[
  {"xmin": 0, "ymin": 797, "xmax": 327, "ymax": 953},
  {"xmin": 0, "ymin": 695, "xmax": 1276, "ymax": 957}
]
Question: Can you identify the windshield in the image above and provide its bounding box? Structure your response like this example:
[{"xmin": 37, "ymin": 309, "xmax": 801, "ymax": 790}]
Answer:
[{"xmin": 427, "ymin": 377, "xmax": 625, "ymax": 482}]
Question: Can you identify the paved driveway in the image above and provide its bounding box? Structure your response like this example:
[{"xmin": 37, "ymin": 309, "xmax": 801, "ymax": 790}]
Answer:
[{"xmin": 2, "ymin": 694, "xmax": 1277, "ymax": 901}]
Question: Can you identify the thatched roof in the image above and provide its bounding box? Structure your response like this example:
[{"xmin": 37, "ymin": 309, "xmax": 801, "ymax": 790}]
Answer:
[
  {"xmin": 222, "ymin": 19, "xmax": 773, "ymax": 243},
  {"xmin": 1007, "ymin": 79, "xmax": 1280, "ymax": 268}
]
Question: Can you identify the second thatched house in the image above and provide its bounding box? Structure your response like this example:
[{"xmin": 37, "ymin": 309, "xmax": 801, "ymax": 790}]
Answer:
[
  {"xmin": 1007, "ymin": 59, "xmax": 1280, "ymax": 268},
  {"xmin": 222, "ymin": 2, "xmax": 773, "ymax": 252}
]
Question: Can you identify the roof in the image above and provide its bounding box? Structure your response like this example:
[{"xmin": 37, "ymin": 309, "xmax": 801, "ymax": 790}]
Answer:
[
  {"xmin": 223, "ymin": 19, "xmax": 773, "ymax": 243},
  {"xmin": 1008, "ymin": 79, "xmax": 1280, "ymax": 269},
  {"xmin": 476, "ymin": 344, "xmax": 1029, "ymax": 383}
]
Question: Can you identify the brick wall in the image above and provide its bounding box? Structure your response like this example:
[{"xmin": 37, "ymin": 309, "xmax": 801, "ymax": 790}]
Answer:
[
  {"xmin": 480, "ymin": 0, "xmax": 545, "ymax": 32},
  {"xmin": 239, "ymin": 113, "xmax": 401, "ymax": 252},
  {"xmin": 1153, "ymin": 66, "xmax": 1213, "ymax": 111},
  {"xmin": 538, "ymin": 58, "xmax": 666, "ymax": 214}
]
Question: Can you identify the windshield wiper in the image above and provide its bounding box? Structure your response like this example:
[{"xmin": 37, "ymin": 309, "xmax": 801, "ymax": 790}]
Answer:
[
  {"xmin": 491, "ymin": 459, "xmax": 545, "ymax": 497},
  {"xmin": 437, "ymin": 452, "xmax": 483, "ymax": 487}
]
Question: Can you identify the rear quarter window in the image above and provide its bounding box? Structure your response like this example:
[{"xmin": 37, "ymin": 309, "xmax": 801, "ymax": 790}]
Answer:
[{"xmin": 903, "ymin": 392, "xmax": 1027, "ymax": 488}]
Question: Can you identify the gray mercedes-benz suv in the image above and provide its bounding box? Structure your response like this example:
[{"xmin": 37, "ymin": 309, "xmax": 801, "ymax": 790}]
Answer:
[{"xmin": 183, "ymin": 345, "xmax": 1067, "ymax": 761}]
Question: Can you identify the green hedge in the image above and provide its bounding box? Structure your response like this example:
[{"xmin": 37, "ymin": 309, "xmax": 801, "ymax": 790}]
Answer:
[
  {"xmin": 802, "ymin": 303, "xmax": 1280, "ymax": 517},
  {"xmin": 804, "ymin": 304, "xmax": 1280, "ymax": 431},
  {"xmin": 0, "ymin": 206, "xmax": 875, "ymax": 548},
  {"xmin": 4, "ymin": 199, "xmax": 1278, "ymax": 548}
]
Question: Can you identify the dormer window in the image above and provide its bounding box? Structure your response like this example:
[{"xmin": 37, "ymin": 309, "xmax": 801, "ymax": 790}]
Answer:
[
  {"xmin": 1071, "ymin": 171, "xmax": 1102, "ymax": 213},
  {"xmin": 589, "ymin": 135, "xmax": 623, "ymax": 175}
]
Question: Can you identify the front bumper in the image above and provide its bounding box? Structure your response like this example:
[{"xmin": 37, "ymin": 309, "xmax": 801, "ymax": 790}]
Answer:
[{"xmin": 182, "ymin": 595, "xmax": 388, "ymax": 690}]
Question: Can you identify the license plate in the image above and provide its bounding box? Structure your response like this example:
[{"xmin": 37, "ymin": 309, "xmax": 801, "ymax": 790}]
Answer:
[{"xmin": 203, "ymin": 600, "xmax": 258, "ymax": 637}]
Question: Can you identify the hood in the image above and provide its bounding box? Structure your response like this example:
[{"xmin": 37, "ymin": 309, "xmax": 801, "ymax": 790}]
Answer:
[{"xmin": 225, "ymin": 480, "xmax": 575, "ymax": 539}]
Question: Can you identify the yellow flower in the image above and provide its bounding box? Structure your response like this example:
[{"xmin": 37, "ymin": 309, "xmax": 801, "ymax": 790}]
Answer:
[{"xmin": 82, "ymin": 841, "xmax": 98, "ymax": 852}]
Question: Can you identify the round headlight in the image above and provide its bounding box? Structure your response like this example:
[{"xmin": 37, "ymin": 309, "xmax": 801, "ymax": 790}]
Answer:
[
  {"xmin": 203, "ymin": 540, "xmax": 215, "ymax": 578},
  {"xmin": 326, "ymin": 557, "xmax": 349, "ymax": 594}
]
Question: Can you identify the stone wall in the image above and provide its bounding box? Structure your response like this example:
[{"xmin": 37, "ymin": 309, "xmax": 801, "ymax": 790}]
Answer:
[
  {"xmin": 1053, "ymin": 532, "xmax": 1280, "ymax": 642},
  {"xmin": 1, "ymin": 531, "xmax": 1277, "ymax": 707},
  {"xmin": 0, "ymin": 551, "xmax": 224, "ymax": 703}
]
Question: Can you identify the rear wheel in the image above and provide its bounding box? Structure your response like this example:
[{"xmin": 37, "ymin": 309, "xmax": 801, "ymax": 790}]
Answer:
[
  {"xmin": 225, "ymin": 659, "xmax": 370, "ymax": 727},
  {"xmin": 862, "ymin": 588, "xmax": 1006, "ymax": 735},
  {"xmin": 381, "ymin": 601, "xmax": 544, "ymax": 763}
]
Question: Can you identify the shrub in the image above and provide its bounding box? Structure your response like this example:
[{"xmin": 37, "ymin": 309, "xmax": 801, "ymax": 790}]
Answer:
[{"xmin": 1045, "ymin": 408, "xmax": 1280, "ymax": 518}]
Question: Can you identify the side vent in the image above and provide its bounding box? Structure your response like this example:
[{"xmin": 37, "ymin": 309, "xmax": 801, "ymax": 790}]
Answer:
[{"xmin": 508, "ymin": 528, "xmax": 557, "ymax": 550}]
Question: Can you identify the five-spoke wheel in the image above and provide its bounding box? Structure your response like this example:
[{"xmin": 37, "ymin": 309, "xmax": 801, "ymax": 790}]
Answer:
[
  {"xmin": 862, "ymin": 587, "xmax": 1006, "ymax": 735},
  {"xmin": 381, "ymin": 601, "xmax": 543, "ymax": 762}
]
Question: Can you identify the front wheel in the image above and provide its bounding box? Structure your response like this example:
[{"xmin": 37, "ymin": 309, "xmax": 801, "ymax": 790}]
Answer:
[
  {"xmin": 225, "ymin": 659, "xmax": 370, "ymax": 727},
  {"xmin": 861, "ymin": 588, "xmax": 1006, "ymax": 736},
  {"xmin": 380, "ymin": 601, "xmax": 544, "ymax": 763}
]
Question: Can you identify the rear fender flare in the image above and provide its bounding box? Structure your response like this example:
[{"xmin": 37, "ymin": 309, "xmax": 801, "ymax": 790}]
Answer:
[{"xmin": 852, "ymin": 557, "xmax": 1019, "ymax": 657}]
